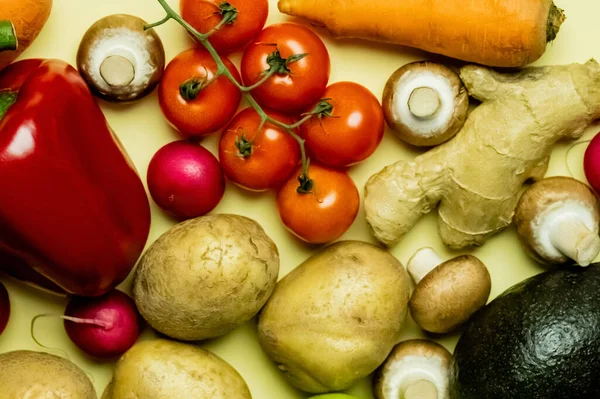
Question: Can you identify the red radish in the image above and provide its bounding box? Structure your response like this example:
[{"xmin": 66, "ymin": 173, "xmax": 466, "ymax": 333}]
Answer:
[
  {"xmin": 147, "ymin": 141, "xmax": 226, "ymax": 220},
  {"xmin": 584, "ymin": 133, "xmax": 600, "ymax": 193},
  {"xmin": 0, "ymin": 282, "xmax": 9, "ymax": 335},
  {"xmin": 63, "ymin": 290, "xmax": 141, "ymax": 359},
  {"xmin": 32, "ymin": 290, "xmax": 141, "ymax": 359}
]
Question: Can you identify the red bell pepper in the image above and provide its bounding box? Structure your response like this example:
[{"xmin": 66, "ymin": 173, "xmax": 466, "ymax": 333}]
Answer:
[{"xmin": 0, "ymin": 59, "xmax": 151, "ymax": 296}]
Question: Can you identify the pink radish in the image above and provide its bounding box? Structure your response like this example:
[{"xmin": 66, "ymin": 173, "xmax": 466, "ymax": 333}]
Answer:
[
  {"xmin": 584, "ymin": 133, "xmax": 600, "ymax": 193},
  {"xmin": 32, "ymin": 290, "xmax": 141, "ymax": 359},
  {"xmin": 147, "ymin": 140, "xmax": 226, "ymax": 220},
  {"xmin": 0, "ymin": 281, "xmax": 9, "ymax": 335}
]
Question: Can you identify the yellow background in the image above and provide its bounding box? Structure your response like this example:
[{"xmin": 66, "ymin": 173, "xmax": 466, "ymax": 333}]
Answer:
[{"xmin": 0, "ymin": 0, "xmax": 598, "ymax": 397}]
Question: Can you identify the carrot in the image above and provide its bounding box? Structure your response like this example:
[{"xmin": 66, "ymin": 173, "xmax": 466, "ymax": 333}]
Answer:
[
  {"xmin": 0, "ymin": 0, "xmax": 53, "ymax": 71},
  {"xmin": 277, "ymin": 0, "xmax": 566, "ymax": 68}
]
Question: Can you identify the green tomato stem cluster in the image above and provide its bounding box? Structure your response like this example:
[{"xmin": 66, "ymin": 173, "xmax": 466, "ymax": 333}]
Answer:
[{"xmin": 148, "ymin": 0, "xmax": 318, "ymax": 187}]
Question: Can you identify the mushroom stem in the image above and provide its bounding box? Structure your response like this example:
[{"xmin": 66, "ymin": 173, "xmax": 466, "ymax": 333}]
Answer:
[
  {"xmin": 550, "ymin": 219, "xmax": 600, "ymax": 266},
  {"xmin": 407, "ymin": 247, "xmax": 443, "ymax": 283},
  {"xmin": 0, "ymin": 20, "xmax": 17, "ymax": 51},
  {"xmin": 408, "ymin": 87, "xmax": 441, "ymax": 118},
  {"xmin": 405, "ymin": 379, "xmax": 438, "ymax": 399},
  {"xmin": 99, "ymin": 55, "xmax": 136, "ymax": 88}
]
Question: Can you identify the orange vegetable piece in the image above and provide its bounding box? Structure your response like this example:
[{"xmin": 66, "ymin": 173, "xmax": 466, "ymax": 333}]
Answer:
[
  {"xmin": 0, "ymin": 0, "xmax": 53, "ymax": 71},
  {"xmin": 278, "ymin": 0, "xmax": 565, "ymax": 67}
]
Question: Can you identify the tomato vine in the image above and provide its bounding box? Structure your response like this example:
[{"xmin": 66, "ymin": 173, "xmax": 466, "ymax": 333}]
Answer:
[{"xmin": 147, "ymin": 0, "xmax": 321, "ymax": 190}]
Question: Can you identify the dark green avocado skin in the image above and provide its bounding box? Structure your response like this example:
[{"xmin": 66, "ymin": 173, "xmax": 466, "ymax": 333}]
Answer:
[{"xmin": 451, "ymin": 263, "xmax": 600, "ymax": 399}]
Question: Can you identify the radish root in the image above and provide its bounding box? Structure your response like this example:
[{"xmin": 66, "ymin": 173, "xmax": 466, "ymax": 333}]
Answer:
[
  {"xmin": 30, "ymin": 314, "xmax": 71, "ymax": 359},
  {"xmin": 565, "ymin": 140, "xmax": 591, "ymax": 179},
  {"xmin": 30, "ymin": 313, "xmax": 113, "ymax": 357},
  {"xmin": 365, "ymin": 60, "xmax": 600, "ymax": 248}
]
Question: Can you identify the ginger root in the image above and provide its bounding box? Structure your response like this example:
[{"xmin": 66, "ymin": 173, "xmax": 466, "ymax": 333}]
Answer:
[{"xmin": 365, "ymin": 60, "xmax": 600, "ymax": 248}]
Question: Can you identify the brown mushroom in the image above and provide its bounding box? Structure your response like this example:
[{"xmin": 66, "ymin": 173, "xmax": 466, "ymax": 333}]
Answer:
[
  {"xmin": 514, "ymin": 176, "xmax": 600, "ymax": 267},
  {"xmin": 407, "ymin": 247, "xmax": 491, "ymax": 334},
  {"xmin": 374, "ymin": 339, "xmax": 452, "ymax": 399},
  {"xmin": 77, "ymin": 14, "xmax": 165, "ymax": 102},
  {"xmin": 382, "ymin": 61, "xmax": 469, "ymax": 147}
]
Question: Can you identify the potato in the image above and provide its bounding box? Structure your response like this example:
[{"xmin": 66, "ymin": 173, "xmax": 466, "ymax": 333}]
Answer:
[
  {"xmin": 104, "ymin": 339, "xmax": 252, "ymax": 399},
  {"xmin": 101, "ymin": 382, "xmax": 113, "ymax": 399},
  {"xmin": 133, "ymin": 214, "xmax": 279, "ymax": 341},
  {"xmin": 0, "ymin": 350, "xmax": 96, "ymax": 398},
  {"xmin": 258, "ymin": 240, "xmax": 411, "ymax": 393}
]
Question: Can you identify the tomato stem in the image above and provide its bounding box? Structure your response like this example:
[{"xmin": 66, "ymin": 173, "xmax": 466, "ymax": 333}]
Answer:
[
  {"xmin": 242, "ymin": 69, "xmax": 276, "ymax": 92},
  {"xmin": 297, "ymin": 171, "xmax": 314, "ymax": 194},
  {"xmin": 235, "ymin": 133, "xmax": 254, "ymax": 157},
  {"xmin": 289, "ymin": 114, "xmax": 313, "ymax": 130},
  {"xmin": 303, "ymin": 99, "xmax": 335, "ymax": 119},
  {"xmin": 150, "ymin": 0, "xmax": 315, "ymax": 188},
  {"xmin": 217, "ymin": 2, "xmax": 238, "ymax": 25},
  {"xmin": 205, "ymin": 3, "xmax": 239, "ymax": 36},
  {"xmin": 180, "ymin": 77, "xmax": 208, "ymax": 101},
  {"xmin": 144, "ymin": 15, "xmax": 171, "ymax": 30},
  {"xmin": 263, "ymin": 49, "xmax": 307, "ymax": 76}
]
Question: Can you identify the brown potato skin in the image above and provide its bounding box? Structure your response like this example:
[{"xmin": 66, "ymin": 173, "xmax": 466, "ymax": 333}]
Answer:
[
  {"xmin": 105, "ymin": 339, "xmax": 252, "ymax": 399},
  {"xmin": 258, "ymin": 240, "xmax": 411, "ymax": 393},
  {"xmin": 134, "ymin": 214, "xmax": 280, "ymax": 341},
  {"xmin": 0, "ymin": 350, "xmax": 96, "ymax": 398},
  {"xmin": 101, "ymin": 382, "xmax": 113, "ymax": 399}
]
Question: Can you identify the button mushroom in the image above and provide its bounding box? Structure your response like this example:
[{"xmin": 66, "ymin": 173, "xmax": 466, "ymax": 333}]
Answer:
[
  {"xmin": 374, "ymin": 339, "xmax": 452, "ymax": 399},
  {"xmin": 382, "ymin": 61, "xmax": 469, "ymax": 147},
  {"xmin": 407, "ymin": 247, "xmax": 491, "ymax": 334},
  {"xmin": 77, "ymin": 14, "xmax": 165, "ymax": 102},
  {"xmin": 514, "ymin": 176, "xmax": 600, "ymax": 267}
]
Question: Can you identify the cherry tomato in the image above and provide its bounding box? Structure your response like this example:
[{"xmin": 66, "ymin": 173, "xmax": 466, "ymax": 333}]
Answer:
[
  {"xmin": 300, "ymin": 82, "xmax": 385, "ymax": 167},
  {"xmin": 241, "ymin": 23, "xmax": 330, "ymax": 114},
  {"xmin": 181, "ymin": 0, "xmax": 268, "ymax": 54},
  {"xmin": 159, "ymin": 48, "xmax": 242, "ymax": 139},
  {"xmin": 277, "ymin": 164, "xmax": 359, "ymax": 244},
  {"xmin": 219, "ymin": 108, "xmax": 301, "ymax": 191}
]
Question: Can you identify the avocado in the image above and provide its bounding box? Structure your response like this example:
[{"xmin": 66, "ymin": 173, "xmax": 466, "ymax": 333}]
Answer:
[{"xmin": 451, "ymin": 263, "xmax": 600, "ymax": 399}]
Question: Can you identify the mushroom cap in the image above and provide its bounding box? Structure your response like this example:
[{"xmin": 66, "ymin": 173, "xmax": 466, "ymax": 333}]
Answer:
[
  {"xmin": 77, "ymin": 14, "xmax": 165, "ymax": 102},
  {"xmin": 409, "ymin": 255, "xmax": 491, "ymax": 334},
  {"xmin": 374, "ymin": 339, "xmax": 453, "ymax": 399},
  {"xmin": 514, "ymin": 176, "xmax": 600, "ymax": 265},
  {"xmin": 382, "ymin": 61, "xmax": 469, "ymax": 147}
]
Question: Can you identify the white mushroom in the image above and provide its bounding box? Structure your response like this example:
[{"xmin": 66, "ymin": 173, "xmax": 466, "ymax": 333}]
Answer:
[
  {"xmin": 407, "ymin": 248, "xmax": 491, "ymax": 334},
  {"xmin": 374, "ymin": 339, "xmax": 452, "ymax": 399},
  {"xmin": 382, "ymin": 61, "xmax": 469, "ymax": 147},
  {"xmin": 77, "ymin": 14, "xmax": 165, "ymax": 102},
  {"xmin": 514, "ymin": 176, "xmax": 600, "ymax": 267}
]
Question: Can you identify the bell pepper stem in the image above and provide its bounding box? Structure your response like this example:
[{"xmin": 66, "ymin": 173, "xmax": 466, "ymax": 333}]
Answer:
[
  {"xmin": 0, "ymin": 91, "xmax": 17, "ymax": 120},
  {"xmin": 0, "ymin": 21, "xmax": 17, "ymax": 52}
]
